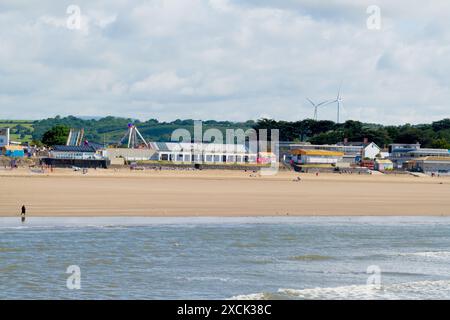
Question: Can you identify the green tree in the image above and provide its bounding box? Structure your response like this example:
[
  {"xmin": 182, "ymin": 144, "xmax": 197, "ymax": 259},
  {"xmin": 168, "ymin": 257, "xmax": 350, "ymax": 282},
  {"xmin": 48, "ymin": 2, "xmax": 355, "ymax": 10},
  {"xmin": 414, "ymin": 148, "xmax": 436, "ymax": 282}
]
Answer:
[
  {"xmin": 430, "ymin": 138, "xmax": 450, "ymax": 149},
  {"xmin": 432, "ymin": 118, "xmax": 450, "ymax": 131},
  {"xmin": 41, "ymin": 125, "xmax": 70, "ymax": 146},
  {"xmin": 31, "ymin": 140, "xmax": 44, "ymax": 147}
]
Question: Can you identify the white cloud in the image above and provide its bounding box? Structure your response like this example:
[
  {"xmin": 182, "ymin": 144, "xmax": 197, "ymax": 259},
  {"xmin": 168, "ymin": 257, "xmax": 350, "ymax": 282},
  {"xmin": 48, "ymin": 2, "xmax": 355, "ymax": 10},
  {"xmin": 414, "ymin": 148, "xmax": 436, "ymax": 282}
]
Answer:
[
  {"xmin": 0, "ymin": 0, "xmax": 449, "ymax": 124},
  {"xmin": 131, "ymin": 71, "xmax": 187, "ymax": 93}
]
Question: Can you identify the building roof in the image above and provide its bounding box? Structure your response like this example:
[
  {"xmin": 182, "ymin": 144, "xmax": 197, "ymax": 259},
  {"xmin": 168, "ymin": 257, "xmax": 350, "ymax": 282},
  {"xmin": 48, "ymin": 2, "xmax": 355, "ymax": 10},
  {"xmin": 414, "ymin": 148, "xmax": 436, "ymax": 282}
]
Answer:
[
  {"xmin": 408, "ymin": 149, "xmax": 449, "ymax": 155},
  {"xmin": 419, "ymin": 156, "xmax": 450, "ymax": 162},
  {"xmin": 389, "ymin": 143, "xmax": 421, "ymax": 147},
  {"xmin": 391, "ymin": 148, "xmax": 417, "ymax": 153},
  {"xmin": 52, "ymin": 145, "xmax": 97, "ymax": 152},
  {"xmin": 3, "ymin": 145, "xmax": 24, "ymax": 151},
  {"xmin": 338, "ymin": 142, "xmax": 366, "ymax": 147},
  {"xmin": 84, "ymin": 142, "xmax": 105, "ymax": 150},
  {"xmin": 375, "ymin": 159, "xmax": 393, "ymax": 164},
  {"xmin": 291, "ymin": 149, "xmax": 344, "ymax": 156}
]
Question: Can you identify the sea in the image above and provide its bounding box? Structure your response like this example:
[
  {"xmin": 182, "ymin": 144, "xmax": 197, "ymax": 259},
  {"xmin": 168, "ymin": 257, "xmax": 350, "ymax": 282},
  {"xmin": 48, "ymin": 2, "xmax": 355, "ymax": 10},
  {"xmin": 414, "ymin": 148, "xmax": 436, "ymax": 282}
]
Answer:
[{"xmin": 1, "ymin": 216, "xmax": 450, "ymax": 300}]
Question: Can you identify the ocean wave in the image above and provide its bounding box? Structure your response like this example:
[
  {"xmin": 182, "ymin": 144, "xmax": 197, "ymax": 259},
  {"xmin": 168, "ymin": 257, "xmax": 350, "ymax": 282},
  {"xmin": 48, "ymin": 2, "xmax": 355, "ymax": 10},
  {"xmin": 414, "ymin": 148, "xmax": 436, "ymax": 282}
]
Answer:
[
  {"xmin": 176, "ymin": 276, "xmax": 236, "ymax": 283},
  {"xmin": 289, "ymin": 254, "xmax": 333, "ymax": 261},
  {"xmin": 228, "ymin": 292, "xmax": 279, "ymax": 300},
  {"xmin": 399, "ymin": 251, "xmax": 450, "ymax": 259},
  {"xmin": 229, "ymin": 280, "xmax": 450, "ymax": 300},
  {"xmin": 278, "ymin": 280, "xmax": 450, "ymax": 300},
  {"xmin": 240, "ymin": 258, "xmax": 275, "ymax": 265}
]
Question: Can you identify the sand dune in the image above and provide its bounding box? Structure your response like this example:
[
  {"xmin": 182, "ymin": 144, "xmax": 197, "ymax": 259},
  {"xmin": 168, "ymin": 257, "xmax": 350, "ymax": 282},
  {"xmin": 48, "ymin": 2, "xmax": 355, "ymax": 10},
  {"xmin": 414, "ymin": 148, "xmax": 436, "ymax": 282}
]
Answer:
[{"xmin": 1, "ymin": 168, "xmax": 449, "ymax": 216}]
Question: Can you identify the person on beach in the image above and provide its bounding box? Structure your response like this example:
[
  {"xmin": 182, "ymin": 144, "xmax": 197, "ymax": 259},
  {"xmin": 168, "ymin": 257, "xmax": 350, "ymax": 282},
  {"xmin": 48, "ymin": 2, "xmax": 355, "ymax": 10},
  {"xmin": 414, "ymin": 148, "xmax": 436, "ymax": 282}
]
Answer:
[{"xmin": 20, "ymin": 205, "xmax": 26, "ymax": 223}]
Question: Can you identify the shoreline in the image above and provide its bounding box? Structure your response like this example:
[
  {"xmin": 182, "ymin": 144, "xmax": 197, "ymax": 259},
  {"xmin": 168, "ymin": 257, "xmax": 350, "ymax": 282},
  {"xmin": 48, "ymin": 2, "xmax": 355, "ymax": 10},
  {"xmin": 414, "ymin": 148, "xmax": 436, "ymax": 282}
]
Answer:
[
  {"xmin": 3, "ymin": 215, "xmax": 450, "ymax": 227},
  {"xmin": 1, "ymin": 168, "xmax": 449, "ymax": 217}
]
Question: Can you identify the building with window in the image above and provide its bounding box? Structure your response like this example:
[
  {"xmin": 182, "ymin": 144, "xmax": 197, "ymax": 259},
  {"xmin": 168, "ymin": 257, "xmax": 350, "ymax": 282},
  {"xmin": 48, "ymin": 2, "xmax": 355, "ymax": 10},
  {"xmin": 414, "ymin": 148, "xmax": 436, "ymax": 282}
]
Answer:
[
  {"xmin": 0, "ymin": 128, "xmax": 10, "ymax": 147},
  {"xmin": 280, "ymin": 140, "xmax": 381, "ymax": 164},
  {"xmin": 49, "ymin": 145, "xmax": 103, "ymax": 160},
  {"xmin": 404, "ymin": 157, "xmax": 450, "ymax": 175},
  {"xmin": 151, "ymin": 142, "xmax": 258, "ymax": 164},
  {"xmin": 42, "ymin": 144, "xmax": 109, "ymax": 168},
  {"xmin": 388, "ymin": 143, "xmax": 449, "ymax": 168},
  {"xmin": 337, "ymin": 140, "xmax": 381, "ymax": 160},
  {"xmin": 290, "ymin": 149, "xmax": 344, "ymax": 165},
  {"xmin": 106, "ymin": 148, "xmax": 156, "ymax": 162}
]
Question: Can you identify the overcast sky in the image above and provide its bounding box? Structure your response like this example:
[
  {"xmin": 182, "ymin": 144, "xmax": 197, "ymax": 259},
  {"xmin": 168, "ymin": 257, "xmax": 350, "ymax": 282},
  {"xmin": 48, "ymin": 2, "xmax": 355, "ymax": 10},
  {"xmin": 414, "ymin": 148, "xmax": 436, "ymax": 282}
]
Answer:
[{"xmin": 1, "ymin": 0, "xmax": 449, "ymax": 124}]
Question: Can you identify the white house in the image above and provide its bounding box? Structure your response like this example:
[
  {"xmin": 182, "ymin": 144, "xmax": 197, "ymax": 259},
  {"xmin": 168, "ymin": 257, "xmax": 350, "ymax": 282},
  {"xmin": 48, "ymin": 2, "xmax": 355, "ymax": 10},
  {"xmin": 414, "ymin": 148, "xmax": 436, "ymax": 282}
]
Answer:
[{"xmin": 362, "ymin": 142, "xmax": 381, "ymax": 159}]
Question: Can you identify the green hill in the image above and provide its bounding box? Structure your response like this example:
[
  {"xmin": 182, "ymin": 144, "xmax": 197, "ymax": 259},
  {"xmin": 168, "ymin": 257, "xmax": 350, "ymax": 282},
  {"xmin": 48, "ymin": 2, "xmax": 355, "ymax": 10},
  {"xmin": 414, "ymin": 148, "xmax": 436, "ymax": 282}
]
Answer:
[
  {"xmin": 0, "ymin": 120, "xmax": 34, "ymax": 143},
  {"xmin": 1, "ymin": 116, "xmax": 449, "ymax": 149}
]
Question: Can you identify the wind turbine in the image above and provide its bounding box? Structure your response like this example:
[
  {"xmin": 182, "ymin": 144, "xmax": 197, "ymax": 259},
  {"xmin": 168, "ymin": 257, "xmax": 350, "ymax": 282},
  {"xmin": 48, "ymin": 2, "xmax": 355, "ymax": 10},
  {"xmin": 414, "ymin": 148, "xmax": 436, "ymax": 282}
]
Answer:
[
  {"xmin": 306, "ymin": 98, "xmax": 331, "ymax": 121},
  {"xmin": 323, "ymin": 84, "xmax": 343, "ymax": 123}
]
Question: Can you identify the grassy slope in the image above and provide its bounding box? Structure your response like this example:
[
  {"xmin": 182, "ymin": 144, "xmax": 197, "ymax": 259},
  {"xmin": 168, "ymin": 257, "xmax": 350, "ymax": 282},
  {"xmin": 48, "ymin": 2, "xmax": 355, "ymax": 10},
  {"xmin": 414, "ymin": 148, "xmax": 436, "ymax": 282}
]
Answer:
[{"xmin": 0, "ymin": 120, "xmax": 34, "ymax": 143}]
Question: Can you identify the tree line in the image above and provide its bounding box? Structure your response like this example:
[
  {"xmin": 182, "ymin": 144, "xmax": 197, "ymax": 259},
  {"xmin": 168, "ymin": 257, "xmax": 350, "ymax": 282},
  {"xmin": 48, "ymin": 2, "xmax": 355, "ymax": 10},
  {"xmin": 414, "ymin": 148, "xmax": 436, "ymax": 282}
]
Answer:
[
  {"xmin": 23, "ymin": 116, "xmax": 450, "ymax": 149},
  {"xmin": 253, "ymin": 118, "xmax": 450, "ymax": 149}
]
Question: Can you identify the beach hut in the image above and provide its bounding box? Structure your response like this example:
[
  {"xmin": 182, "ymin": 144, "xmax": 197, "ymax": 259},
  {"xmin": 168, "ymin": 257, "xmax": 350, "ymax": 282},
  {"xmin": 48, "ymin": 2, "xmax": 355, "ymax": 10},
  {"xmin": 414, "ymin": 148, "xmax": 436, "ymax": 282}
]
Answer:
[
  {"xmin": 2, "ymin": 145, "xmax": 25, "ymax": 158},
  {"xmin": 257, "ymin": 152, "xmax": 277, "ymax": 164},
  {"xmin": 374, "ymin": 159, "xmax": 393, "ymax": 172}
]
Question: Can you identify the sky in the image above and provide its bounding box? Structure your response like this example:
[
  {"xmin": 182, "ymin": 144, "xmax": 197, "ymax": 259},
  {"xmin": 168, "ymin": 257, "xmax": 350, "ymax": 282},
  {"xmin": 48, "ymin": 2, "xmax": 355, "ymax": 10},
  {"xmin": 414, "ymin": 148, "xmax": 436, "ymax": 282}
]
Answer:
[{"xmin": 0, "ymin": 0, "xmax": 449, "ymax": 124}]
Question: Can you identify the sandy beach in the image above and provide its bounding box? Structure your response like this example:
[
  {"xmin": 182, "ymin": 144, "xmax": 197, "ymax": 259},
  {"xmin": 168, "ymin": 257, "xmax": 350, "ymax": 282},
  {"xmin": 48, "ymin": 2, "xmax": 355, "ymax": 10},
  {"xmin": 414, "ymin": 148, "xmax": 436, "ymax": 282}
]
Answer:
[{"xmin": 0, "ymin": 168, "xmax": 449, "ymax": 216}]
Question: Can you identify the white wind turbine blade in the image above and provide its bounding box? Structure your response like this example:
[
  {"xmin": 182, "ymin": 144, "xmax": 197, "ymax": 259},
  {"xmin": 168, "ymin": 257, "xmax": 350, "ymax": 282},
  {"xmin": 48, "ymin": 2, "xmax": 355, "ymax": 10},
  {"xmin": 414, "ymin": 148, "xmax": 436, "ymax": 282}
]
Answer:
[
  {"xmin": 316, "ymin": 100, "xmax": 331, "ymax": 107},
  {"xmin": 306, "ymin": 98, "xmax": 318, "ymax": 120},
  {"xmin": 336, "ymin": 82, "xmax": 343, "ymax": 123},
  {"xmin": 306, "ymin": 98, "xmax": 316, "ymax": 106},
  {"xmin": 321, "ymin": 99, "xmax": 336, "ymax": 107},
  {"xmin": 337, "ymin": 81, "xmax": 342, "ymax": 99}
]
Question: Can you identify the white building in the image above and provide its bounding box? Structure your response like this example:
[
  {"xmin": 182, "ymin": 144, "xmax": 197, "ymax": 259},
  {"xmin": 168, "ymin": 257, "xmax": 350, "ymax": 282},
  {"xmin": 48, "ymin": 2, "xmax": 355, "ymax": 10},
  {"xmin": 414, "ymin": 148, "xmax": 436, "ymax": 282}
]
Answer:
[
  {"xmin": 291, "ymin": 149, "xmax": 344, "ymax": 165},
  {"xmin": 151, "ymin": 142, "xmax": 258, "ymax": 164},
  {"xmin": 106, "ymin": 148, "xmax": 156, "ymax": 162},
  {"xmin": 49, "ymin": 145, "xmax": 105, "ymax": 160},
  {"xmin": 362, "ymin": 142, "xmax": 382, "ymax": 159},
  {"xmin": 284, "ymin": 143, "xmax": 363, "ymax": 156},
  {"xmin": 283, "ymin": 140, "xmax": 381, "ymax": 162},
  {"xmin": 388, "ymin": 143, "xmax": 450, "ymax": 168},
  {"xmin": 0, "ymin": 128, "xmax": 10, "ymax": 147},
  {"xmin": 408, "ymin": 148, "xmax": 450, "ymax": 158}
]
